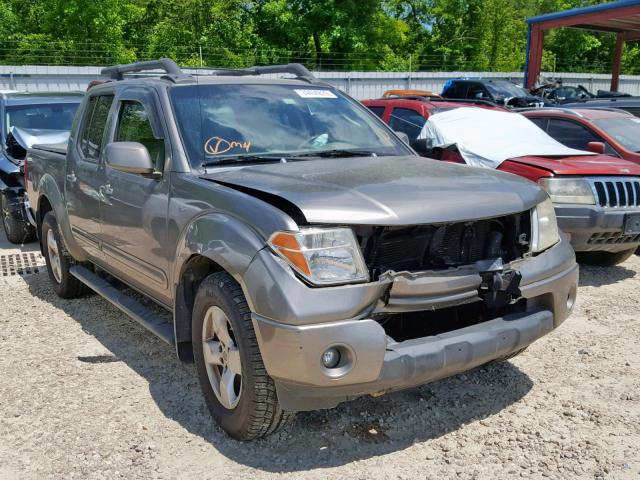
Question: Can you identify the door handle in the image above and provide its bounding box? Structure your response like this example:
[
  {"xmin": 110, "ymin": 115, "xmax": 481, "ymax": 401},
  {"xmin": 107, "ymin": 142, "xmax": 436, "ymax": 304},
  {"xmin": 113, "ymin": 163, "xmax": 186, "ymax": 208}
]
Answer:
[
  {"xmin": 100, "ymin": 183, "xmax": 114, "ymax": 196},
  {"xmin": 66, "ymin": 172, "xmax": 77, "ymax": 183}
]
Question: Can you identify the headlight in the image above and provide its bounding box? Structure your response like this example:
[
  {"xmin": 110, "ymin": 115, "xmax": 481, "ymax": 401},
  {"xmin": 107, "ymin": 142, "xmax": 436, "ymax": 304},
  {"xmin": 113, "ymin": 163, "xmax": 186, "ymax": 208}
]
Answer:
[
  {"xmin": 538, "ymin": 177, "xmax": 595, "ymax": 204},
  {"xmin": 532, "ymin": 198, "xmax": 561, "ymax": 253},
  {"xmin": 268, "ymin": 227, "xmax": 369, "ymax": 285}
]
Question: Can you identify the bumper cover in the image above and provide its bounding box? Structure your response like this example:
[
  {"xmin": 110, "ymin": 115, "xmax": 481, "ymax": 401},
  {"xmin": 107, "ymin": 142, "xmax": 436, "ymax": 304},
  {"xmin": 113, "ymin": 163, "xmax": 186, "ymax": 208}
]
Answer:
[
  {"xmin": 555, "ymin": 204, "xmax": 640, "ymax": 252},
  {"xmin": 248, "ymin": 241, "xmax": 578, "ymax": 411}
]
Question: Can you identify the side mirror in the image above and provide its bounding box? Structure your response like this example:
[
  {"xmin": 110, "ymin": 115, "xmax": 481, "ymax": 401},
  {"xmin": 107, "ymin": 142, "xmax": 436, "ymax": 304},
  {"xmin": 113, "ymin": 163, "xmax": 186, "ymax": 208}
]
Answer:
[
  {"xmin": 411, "ymin": 137, "xmax": 434, "ymax": 155},
  {"xmin": 586, "ymin": 141, "xmax": 606, "ymax": 154},
  {"xmin": 106, "ymin": 142, "xmax": 154, "ymax": 174},
  {"xmin": 394, "ymin": 131, "xmax": 410, "ymax": 145}
]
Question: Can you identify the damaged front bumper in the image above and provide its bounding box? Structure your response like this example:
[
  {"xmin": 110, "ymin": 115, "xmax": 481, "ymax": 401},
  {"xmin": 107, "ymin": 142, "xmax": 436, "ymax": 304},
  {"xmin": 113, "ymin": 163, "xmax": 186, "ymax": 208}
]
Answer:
[{"xmin": 244, "ymin": 238, "xmax": 578, "ymax": 412}]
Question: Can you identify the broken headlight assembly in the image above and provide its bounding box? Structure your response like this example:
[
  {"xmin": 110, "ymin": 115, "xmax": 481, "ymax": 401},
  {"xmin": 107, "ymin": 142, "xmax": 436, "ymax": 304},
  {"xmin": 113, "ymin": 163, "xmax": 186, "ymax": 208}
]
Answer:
[
  {"xmin": 538, "ymin": 177, "xmax": 595, "ymax": 204},
  {"xmin": 532, "ymin": 198, "xmax": 561, "ymax": 253},
  {"xmin": 268, "ymin": 227, "xmax": 369, "ymax": 285}
]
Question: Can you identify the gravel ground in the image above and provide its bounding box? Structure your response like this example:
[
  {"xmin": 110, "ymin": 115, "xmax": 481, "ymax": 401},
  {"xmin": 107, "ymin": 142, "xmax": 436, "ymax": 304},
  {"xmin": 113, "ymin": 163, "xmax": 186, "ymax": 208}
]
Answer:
[{"xmin": 0, "ymin": 233, "xmax": 638, "ymax": 480}]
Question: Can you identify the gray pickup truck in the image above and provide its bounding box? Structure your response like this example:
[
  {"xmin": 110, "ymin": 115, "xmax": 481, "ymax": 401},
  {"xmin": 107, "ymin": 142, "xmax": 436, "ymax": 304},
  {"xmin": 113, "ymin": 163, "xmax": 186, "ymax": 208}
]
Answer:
[{"xmin": 26, "ymin": 59, "xmax": 578, "ymax": 440}]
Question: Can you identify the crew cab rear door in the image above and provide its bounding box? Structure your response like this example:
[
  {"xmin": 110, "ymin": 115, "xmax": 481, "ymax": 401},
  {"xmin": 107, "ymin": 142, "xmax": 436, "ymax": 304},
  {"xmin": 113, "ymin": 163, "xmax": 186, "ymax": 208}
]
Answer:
[
  {"xmin": 98, "ymin": 87, "xmax": 171, "ymax": 304},
  {"xmin": 66, "ymin": 93, "xmax": 114, "ymax": 258}
]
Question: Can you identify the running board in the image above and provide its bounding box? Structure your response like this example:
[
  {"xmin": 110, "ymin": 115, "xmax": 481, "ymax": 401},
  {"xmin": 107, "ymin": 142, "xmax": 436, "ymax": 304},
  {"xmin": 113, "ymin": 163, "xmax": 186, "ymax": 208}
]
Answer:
[{"xmin": 70, "ymin": 265, "xmax": 175, "ymax": 345}]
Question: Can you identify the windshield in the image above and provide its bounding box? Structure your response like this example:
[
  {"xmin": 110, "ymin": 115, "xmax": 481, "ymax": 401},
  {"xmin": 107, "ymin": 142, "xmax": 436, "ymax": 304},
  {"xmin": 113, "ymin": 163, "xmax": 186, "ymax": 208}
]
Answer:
[
  {"xmin": 485, "ymin": 81, "xmax": 529, "ymax": 99},
  {"xmin": 170, "ymin": 84, "xmax": 410, "ymax": 167},
  {"xmin": 594, "ymin": 116, "xmax": 640, "ymax": 153},
  {"xmin": 6, "ymin": 102, "xmax": 80, "ymax": 132}
]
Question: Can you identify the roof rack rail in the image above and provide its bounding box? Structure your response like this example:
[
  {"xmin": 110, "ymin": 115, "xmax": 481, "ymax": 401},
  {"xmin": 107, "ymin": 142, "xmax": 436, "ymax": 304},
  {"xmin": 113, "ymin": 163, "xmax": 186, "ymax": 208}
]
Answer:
[
  {"xmin": 101, "ymin": 58, "xmax": 188, "ymax": 81},
  {"xmin": 211, "ymin": 63, "xmax": 318, "ymax": 83}
]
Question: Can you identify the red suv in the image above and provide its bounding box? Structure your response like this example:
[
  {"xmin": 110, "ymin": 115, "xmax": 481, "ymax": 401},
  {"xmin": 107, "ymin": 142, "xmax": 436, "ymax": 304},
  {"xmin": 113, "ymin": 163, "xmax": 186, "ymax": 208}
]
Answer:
[
  {"xmin": 364, "ymin": 99, "xmax": 640, "ymax": 266},
  {"xmin": 362, "ymin": 96, "xmax": 506, "ymax": 154},
  {"xmin": 521, "ymin": 107, "xmax": 640, "ymax": 164}
]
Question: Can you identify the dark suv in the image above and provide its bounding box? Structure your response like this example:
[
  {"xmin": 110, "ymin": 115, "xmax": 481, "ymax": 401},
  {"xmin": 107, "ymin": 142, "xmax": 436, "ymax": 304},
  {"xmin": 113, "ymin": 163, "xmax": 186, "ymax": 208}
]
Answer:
[
  {"xmin": 0, "ymin": 92, "xmax": 82, "ymax": 243},
  {"xmin": 442, "ymin": 79, "xmax": 546, "ymax": 108}
]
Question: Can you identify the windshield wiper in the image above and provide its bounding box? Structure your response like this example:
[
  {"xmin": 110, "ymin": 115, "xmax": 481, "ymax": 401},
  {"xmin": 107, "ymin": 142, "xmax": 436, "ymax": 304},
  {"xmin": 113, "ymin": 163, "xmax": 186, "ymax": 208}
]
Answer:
[
  {"xmin": 202, "ymin": 154, "xmax": 287, "ymax": 167},
  {"xmin": 291, "ymin": 149, "xmax": 378, "ymax": 158}
]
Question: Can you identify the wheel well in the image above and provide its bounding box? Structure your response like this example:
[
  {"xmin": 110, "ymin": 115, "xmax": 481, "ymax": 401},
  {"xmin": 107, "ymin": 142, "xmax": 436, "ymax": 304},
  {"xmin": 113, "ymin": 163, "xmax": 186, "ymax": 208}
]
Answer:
[
  {"xmin": 174, "ymin": 255, "xmax": 224, "ymax": 362},
  {"xmin": 36, "ymin": 196, "xmax": 53, "ymax": 251}
]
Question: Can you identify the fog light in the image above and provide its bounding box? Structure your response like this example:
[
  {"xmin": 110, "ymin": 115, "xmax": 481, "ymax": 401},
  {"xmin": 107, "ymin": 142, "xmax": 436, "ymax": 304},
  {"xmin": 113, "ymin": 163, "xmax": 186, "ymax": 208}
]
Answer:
[{"xmin": 321, "ymin": 347, "xmax": 341, "ymax": 368}]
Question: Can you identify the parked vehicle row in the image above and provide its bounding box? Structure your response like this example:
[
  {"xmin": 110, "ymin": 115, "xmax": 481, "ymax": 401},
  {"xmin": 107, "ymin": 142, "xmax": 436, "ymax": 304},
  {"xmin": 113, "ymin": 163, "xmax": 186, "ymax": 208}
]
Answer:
[
  {"xmin": 20, "ymin": 59, "xmax": 580, "ymax": 441},
  {"xmin": 363, "ymin": 93, "xmax": 640, "ymax": 265}
]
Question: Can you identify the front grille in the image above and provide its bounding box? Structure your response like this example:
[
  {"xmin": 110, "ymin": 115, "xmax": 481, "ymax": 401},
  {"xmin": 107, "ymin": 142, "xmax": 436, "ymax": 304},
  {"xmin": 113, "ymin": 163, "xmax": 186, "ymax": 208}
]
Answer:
[
  {"xmin": 590, "ymin": 177, "xmax": 640, "ymax": 208},
  {"xmin": 362, "ymin": 212, "xmax": 531, "ymax": 278},
  {"xmin": 587, "ymin": 231, "xmax": 640, "ymax": 245}
]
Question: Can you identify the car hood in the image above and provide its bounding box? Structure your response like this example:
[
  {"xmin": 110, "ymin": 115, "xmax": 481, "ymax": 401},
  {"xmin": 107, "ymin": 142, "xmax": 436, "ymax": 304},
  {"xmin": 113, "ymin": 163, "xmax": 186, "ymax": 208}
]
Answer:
[
  {"xmin": 201, "ymin": 156, "xmax": 546, "ymax": 225},
  {"xmin": 509, "ymin": 154, "xmax": 640, "ymax": 176}
]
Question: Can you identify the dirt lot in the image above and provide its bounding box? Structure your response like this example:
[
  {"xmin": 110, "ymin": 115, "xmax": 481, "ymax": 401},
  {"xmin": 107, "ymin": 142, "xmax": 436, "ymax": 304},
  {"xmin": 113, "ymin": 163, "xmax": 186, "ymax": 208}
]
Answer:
[{"xmin": 0, "ymin": 232, "xmax": 638, "ymax": 480}]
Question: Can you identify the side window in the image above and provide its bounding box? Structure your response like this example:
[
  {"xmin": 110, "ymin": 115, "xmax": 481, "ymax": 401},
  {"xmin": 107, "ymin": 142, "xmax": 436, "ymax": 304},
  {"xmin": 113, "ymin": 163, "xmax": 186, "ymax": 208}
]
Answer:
[
  {"xmin": 528, "ymin": 117, "xmax": 549, "ymax": 131},
  {"xmin": 389, "ymin": 108, "xmax": 426, "ymax": 141},
  {"xmin": 79, "ymin": 95, "xmax": 114, "ymax": 160},
  {"xmin": 467, "ymin": 85, "xmax": 489, "ymax": 100},
  {"xmin": 546, "ymin": 119, "xmax": 603, "ymax": 150},
  {"xmin": 115, "ymin": 101, "xmax": 164, "ymax": 171},
  {"xmin": 367, "ymin": 106, "xmax": 385, "ymax": 119}
]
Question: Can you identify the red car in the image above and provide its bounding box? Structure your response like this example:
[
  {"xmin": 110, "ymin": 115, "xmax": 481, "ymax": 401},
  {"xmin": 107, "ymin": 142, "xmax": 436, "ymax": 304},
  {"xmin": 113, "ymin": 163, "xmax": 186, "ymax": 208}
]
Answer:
[
  {"xmin": 521, "ymin": 107, "xmax": 640, "ymax": 164},
  {"xmin": 362, "ymin": 96, "xmax": 506, "ymax": 154},
  {"xmin": 363, "ymin": 98, "xmax": 640, "ymax": 265}
]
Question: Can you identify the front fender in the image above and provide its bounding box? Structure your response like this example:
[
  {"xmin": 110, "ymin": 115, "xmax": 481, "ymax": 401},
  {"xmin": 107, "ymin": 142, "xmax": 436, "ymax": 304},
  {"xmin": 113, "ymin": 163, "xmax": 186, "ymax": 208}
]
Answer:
[
  {"xmin": 172, "ymin": 212, "xmax": 266, "ymax": 304},
  {"xmin": 36, "ymin": 173, "xmax": 88, "ymax": 261},
  {"xmin": 0, "ymin": 153, "xmax": 20, "ymax": 176}
]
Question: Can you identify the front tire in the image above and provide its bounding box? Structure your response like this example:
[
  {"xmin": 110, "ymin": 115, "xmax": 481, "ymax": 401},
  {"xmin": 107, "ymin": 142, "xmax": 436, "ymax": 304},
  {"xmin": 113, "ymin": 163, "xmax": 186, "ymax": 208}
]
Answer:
[
  {"xmin": 41, "ymin": 212, "xmax": 85, "ymax": 298},
  {"xmin": 192, "ymin": 272, "xmax": 294, "ymax": 440},
  {"xmin": 1, "ymin": 193, "xmax": 35, "ymax": 244},
  {"xmin": 576, "ymin": 248, "xmax": 635, "ymax": 266}
]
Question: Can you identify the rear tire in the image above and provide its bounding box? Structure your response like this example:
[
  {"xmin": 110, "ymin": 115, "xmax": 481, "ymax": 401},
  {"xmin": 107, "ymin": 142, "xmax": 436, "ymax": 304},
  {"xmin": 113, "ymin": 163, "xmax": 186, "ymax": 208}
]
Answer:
[
  {"xmin": 576, "ymin": 248, "xmax": 635, "ymax": 266},
  {"xmin": 192, "ymin": 272, "xmax": 294, "ymax": 440},
  {"xmin": 41, "ymin": 212, "xmax": 85, "ymax": 299},
  {"xmin": 1, "ymin": 193, "xmax": 35, "ymax": 244}
]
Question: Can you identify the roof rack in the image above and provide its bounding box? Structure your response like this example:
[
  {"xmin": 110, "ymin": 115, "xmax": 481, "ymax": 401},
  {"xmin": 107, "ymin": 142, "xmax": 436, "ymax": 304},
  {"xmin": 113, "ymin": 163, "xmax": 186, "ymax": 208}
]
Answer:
[
  {"xmin": 210, "ymin": 63, "xmax": 318, "ymax": 83},
  {"xmin": 512, "ymin": 106, "xmax": 584, "ymax": 117},
  {"xmin": 101, "ymin": 58, "xmax": 188, "ymax": 81}
]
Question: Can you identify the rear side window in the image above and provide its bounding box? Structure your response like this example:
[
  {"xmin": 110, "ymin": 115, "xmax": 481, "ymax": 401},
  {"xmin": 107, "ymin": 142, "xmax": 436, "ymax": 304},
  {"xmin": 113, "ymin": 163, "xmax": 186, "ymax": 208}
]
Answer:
[
  {"xmin": 389, "ymin": 107, "xmax": 426, "ymax": 140},
  {"xmin": 528, "ymin": 117, "xmax": 548, "ymax": 130},
  {"xmin": 79, "ymin": 95, "xmax": 113, "ymax": 160},
  {"xmin": 546, "ymin": 118, "xmax": 602, "ymax": 150},
  {"xmin": 115, "ymin": 101, "xmax": 164, "ymax": 170},
  {"xmin": 367, "ymin": 106, "xmax": 385, "ymax": 118}
]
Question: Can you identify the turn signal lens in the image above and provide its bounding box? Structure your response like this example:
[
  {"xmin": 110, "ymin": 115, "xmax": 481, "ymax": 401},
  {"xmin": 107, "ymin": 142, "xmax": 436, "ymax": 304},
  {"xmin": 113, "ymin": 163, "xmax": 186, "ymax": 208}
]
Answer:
[{"xmin": 268, "ymin": 228, "xmax": 369, "ymax": 285}]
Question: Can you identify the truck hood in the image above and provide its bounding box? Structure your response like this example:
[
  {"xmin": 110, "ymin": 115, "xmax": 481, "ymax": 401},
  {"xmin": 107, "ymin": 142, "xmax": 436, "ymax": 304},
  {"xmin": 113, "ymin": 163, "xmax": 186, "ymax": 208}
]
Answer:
[
  {"xmin": 201, "ymin": 156, "xmax": 546, "ymax": 225},
  {"xmin": 509, "ymin": 154, "xmax": 640, "ymax": 176}
]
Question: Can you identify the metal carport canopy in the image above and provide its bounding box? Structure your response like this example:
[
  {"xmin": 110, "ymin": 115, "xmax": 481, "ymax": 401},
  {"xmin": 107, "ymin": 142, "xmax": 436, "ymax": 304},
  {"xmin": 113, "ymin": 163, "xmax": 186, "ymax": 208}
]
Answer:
[{"xmin": 524, "ymin": 0, "xmax": 640, "ymax": 91}]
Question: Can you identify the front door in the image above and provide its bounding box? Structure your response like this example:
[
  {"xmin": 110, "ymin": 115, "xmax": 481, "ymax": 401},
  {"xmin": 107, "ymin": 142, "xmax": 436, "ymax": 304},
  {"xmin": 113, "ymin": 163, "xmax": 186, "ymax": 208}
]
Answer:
[
  {"xmin": 98, "ymin": 88, "xmax": 171, "ymax": 304},
  {"xmin": 65, "ymin": 94, "xmax": 113, "ymax": 257}
]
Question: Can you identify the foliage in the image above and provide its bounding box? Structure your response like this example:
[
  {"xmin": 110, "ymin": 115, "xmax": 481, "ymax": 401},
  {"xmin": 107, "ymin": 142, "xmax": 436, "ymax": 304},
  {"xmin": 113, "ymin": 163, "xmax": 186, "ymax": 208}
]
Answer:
[{"xmin": 0, "ymin": 0, "xmax": 635, "ymax": 74}]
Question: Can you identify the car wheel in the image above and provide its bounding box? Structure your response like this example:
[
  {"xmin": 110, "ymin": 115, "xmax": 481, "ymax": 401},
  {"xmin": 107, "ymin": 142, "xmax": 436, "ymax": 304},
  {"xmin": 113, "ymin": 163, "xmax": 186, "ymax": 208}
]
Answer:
[
  {"xmin": 41, "ymin": 212, "xmax": 86, "ymax": 298},
  {"xmin": 576, "ymin": 248, "xmax": 636, "ymax": 267},
  {"xmin": 192, "ymin": 272, "xmax": 294, "ymax": 440},
  {"xmin": 1, "ymin": 193, "xmax": 35, "ymax": 244}
]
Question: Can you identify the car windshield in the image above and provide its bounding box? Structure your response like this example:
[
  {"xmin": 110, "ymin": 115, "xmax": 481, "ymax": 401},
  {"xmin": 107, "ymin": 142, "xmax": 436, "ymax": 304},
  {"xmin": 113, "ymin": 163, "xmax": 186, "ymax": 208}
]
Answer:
[
  {"xmin": 6, "ymin": 102, "xmax": 80, "ymax": 132},
  {"xmin": 594, "ymin": 116, "xmax": 640, "ymax": 153},
  {"xmin": 170, "ymin": 84, "xmax": 410, "ymax": 168},
  {"xmin": 485, "ymin": 81, "xmax": 529, "ymax": 99}
]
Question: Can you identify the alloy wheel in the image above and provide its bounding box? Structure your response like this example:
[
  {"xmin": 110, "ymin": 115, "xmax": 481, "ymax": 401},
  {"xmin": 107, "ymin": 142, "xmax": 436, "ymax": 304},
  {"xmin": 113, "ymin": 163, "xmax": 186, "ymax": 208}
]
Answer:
[{"xmin": 202, "ymin": 306, "xmax": 242, "ymax": 409}]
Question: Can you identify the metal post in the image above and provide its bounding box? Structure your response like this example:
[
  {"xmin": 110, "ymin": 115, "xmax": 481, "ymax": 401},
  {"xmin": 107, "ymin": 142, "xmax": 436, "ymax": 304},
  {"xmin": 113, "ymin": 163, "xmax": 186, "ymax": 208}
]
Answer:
[
  {"xmin": 199, "ymin": 46, "xmax": 203, "ymax": 67},
  {"xmin": 408, "ymin": 54, "xmax": 412, "ymax": 89},
  {"xmin": 611, "ymin": 32, "xmax": 624, "ymax": 91}
]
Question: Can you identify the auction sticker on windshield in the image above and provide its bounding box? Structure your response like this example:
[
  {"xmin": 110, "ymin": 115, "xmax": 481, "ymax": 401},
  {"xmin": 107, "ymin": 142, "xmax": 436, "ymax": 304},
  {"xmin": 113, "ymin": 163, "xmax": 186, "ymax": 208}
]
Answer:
[{"xmin": 294, "ymin": 89, "xmax": 337, "ymax": 99}]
